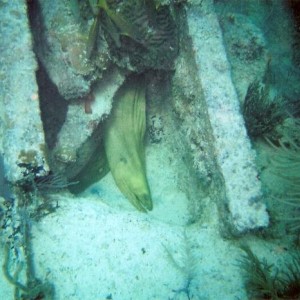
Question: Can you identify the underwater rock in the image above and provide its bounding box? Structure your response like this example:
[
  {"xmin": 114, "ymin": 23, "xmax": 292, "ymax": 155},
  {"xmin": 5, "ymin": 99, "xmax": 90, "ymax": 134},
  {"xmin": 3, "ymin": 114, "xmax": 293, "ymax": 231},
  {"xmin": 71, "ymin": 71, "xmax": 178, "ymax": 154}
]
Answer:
[
  {"xmin": 30, "ymin": 0, "xmax": 91, "ymax": 99},
  {"xmin": 51, "ymin": 68, "xmax": 124, "ymax": 179},
  {"xmin": 104, "ymin": 76, "xmax": 152, "ymax": 212},
  {"xmin": 0, "ymin": 0, "xmax": 49, "ymax": 182},
  {"xmin": 30, "ymin": 0, "xmax": 111, "ymax": 100}
]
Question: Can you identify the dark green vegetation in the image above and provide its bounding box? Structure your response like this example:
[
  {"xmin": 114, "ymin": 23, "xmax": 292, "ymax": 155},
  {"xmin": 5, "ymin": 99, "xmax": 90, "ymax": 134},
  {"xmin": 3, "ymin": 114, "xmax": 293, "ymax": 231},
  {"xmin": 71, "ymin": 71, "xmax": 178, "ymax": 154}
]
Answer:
[
  {"xmin": 88, "ymin": 0, "xmax": 178, "ymax": 71},
  {"xmin": 244, "ymin": 1, "xmax": 300, "ymax": 243},
  {"xmin": 238, "ymin": 245, "xmax": 300, "ymax": 299},
  {"xmin": 244, "ymin": 82, "xmax": 300, "ymax": 237},
  {"xmin": 267, "ymin": 119, "xmax": 300, "ymax": 234},
  {"xmin": 242, "ymin": 80, "xmax": 286, "ymax": 139},
  {"xmin": 3, "ymin": 227, "xmax": 55, "ymax": 300},
  {"xmin": 16, "ymin": 163, "xmax": 73, "ymax": 220},
  {"xmin": 287, "ymin": 0, "xmax": 300, "ymax": 67},
  {"xmin": 2, "ymin": 198, "xmax": 55, "ymax": 300},
  {"xmin": 1, "ymin": 164, "xmax": 70, "ymax": 299}
]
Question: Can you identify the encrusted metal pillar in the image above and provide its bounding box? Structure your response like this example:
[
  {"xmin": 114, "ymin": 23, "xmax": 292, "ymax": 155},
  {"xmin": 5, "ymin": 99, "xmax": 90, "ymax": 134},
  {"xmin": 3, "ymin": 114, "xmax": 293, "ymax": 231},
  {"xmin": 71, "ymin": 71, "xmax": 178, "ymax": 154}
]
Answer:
[
  {"xmin": 187, "ymin": 0, "xmax": 269, "ymax": 233},
  {"xmin": 0, "ymin": 0, "xmax": 49, "ymax": 182}
]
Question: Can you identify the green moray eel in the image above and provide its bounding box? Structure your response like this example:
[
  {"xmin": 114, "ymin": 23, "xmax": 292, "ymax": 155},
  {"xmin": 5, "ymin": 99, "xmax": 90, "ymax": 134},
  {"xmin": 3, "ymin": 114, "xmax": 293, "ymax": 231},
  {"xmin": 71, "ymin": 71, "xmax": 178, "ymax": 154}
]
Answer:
[{"xmin": 104, "ymin": 76, "xmax": 152, "ymax": 212}]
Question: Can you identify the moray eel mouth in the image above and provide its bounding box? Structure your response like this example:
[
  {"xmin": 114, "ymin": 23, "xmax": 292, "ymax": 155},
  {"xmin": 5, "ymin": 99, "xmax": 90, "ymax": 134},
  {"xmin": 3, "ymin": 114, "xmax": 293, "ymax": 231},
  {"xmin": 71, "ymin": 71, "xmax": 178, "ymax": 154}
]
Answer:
[
  {"xmin": 104, "ymin": 75, "xmax": 152, "ymax": 212},
  {"xmin": 114, "ymin": 161, "xmax": 152, "ymax": 212}
]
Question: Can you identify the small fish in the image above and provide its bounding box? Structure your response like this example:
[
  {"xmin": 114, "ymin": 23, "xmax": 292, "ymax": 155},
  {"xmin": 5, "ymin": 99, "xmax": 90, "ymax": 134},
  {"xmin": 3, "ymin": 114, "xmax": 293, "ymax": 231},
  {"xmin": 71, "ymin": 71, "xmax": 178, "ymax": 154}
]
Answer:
[
  {"xmin": 86, "ymin": 14, "xmax": 100, "ymax": 58},
  {"xmin": 97, "ymin": 0, "xmax": 140, "ymax": 40}
]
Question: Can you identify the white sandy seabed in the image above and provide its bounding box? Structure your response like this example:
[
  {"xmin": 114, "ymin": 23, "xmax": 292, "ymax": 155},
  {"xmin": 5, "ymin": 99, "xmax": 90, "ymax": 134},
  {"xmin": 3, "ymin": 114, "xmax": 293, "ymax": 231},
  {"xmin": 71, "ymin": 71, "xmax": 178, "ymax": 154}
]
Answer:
[
  {"xmin": 2, "ymin": 133, "xmax": 279, "ymax": 300},
  {"xmin": 0, "ymin": 136, "xmax": 252, "ymax": 300},
  {"xmin": 0, "ymin": 137, "xmax": 289, "ymax": 300}
]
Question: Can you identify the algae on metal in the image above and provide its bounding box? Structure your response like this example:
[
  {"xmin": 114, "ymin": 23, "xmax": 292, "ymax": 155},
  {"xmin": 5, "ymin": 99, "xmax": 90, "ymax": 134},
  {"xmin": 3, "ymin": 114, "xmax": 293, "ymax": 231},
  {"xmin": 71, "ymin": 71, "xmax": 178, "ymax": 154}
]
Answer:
[{"xmin": 89, "ymin": 0, "xmax": 178, "ymax": 71}]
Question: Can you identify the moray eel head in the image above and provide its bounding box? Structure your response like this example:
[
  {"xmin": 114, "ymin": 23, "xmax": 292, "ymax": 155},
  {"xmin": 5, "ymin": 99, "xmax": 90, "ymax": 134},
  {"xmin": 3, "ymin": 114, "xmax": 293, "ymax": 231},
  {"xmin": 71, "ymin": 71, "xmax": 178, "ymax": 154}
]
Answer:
[{"xmin": 113, "ymin": 158, "xmax": 152, "ymax": 212}]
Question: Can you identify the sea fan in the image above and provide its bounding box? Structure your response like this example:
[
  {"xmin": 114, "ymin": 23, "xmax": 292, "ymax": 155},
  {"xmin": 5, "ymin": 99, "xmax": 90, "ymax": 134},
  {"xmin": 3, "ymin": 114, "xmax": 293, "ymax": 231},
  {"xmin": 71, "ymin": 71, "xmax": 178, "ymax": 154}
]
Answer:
[
  {"xmin": 17, "ymin": 163, "xmax": 76, "ymax": 194},
  {"xmin": 267, "ymin": 118, "xmax": 300, "ymax": 232},
  {"xmin": 243, "ymin": 80, "xmax": 286, "ymax": 138},
  {"xmin": 238, "ymin": 245, "xmax": 300, "ymax": 299}
]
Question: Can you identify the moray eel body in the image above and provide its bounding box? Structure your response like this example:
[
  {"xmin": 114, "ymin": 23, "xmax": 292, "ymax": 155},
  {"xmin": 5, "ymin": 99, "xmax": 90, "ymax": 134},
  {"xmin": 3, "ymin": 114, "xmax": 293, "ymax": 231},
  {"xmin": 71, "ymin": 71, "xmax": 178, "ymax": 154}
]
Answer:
[
  {"xmin": 68, "ymin": 142, "xmax": 109, "ymax": 194},
  {"xmin": 104, "ymin": 76, "xmax": 152, "ymax": 212}
]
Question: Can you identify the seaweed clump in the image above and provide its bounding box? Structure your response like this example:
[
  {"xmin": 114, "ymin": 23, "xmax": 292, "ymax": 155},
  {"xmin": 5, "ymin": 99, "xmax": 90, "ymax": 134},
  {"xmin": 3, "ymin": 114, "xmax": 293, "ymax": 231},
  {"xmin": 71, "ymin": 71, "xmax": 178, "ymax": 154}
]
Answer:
[
  {"xmin": 238, "ymin": 245, "xmax": 279, "ymax": 299},
  {"xmin": 15, "ymin": 163, "xmax": 77, "ymax": 220},
  {"xmin": 93, "ymin": 0, "xmax": 179, "ymax": 72},
  {"xmin": 1, "ymin": 163, "xmax": 61, "ymax": 299},
  {"xmin": 1, "ymin": 194, "xmax": 55, "ymax": 300},
  {"xmin": 267, "ymin": 118, "xmax": 300, "ymax": 233},
  {"xmin": 238, "ymin": 245, "xmax": 300, "ymax": 299},
  {"xmin": 3, "ymin": 238, "xmax": 55, "ymax": 300},
  {"xmin": 242, "ymin": 80, "xmax": 286, "ymax": 139}
]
